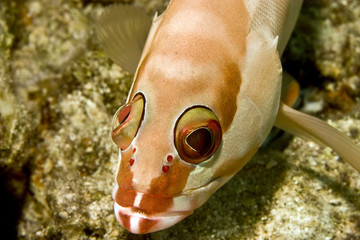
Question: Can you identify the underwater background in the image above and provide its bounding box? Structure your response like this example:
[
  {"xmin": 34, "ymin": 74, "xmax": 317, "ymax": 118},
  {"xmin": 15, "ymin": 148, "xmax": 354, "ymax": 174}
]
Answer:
[{"xmin": 0, "ymin": 0, "xmax": 359, "ymax": 239}]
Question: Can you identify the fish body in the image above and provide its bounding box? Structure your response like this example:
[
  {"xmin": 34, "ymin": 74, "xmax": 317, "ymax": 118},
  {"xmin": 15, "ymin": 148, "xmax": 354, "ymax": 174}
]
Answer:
[{"xmin": 97, "ymin": 0, "xmax": 360, "ymax": 234}]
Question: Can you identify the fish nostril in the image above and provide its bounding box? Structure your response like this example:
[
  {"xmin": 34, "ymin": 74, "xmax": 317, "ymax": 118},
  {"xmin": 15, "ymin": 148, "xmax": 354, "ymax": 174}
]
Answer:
[
  {"xmin": 167, "ymin": 155, "xmax": 173, "ymax": 162},
  {"xmin": 132, "ymin": 148, "xmax": 137, "ymax": 154}
]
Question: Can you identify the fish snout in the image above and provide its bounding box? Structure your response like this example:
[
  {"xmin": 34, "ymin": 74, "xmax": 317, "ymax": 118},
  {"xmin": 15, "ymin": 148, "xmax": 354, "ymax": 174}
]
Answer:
[{"xmin": 113, "ymin": 187, "xmax": 193, "ymax": 233}]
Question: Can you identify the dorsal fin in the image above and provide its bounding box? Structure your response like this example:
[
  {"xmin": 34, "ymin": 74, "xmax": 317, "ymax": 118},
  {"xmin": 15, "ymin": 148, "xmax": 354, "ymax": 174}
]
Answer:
[
  {"xmin": 96, "ymin": 5, "xmax": 152, "ymax": 74},
  {"xmin": 246, "ymin": 0, "xmax": 303, "ymax": 55}
]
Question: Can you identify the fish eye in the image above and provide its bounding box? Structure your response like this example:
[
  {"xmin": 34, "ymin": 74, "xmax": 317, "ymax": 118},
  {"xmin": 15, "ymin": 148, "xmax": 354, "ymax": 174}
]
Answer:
[
  {"xmin": 111, "ymin": 93, "xmax": 145, "ymax": 150},
  {"xmin": 174, "ymin": 106, "xmax": 222, "ymax": 164},
  {"xmin": 186, "ymin": 127, "xmax": 212, "ymax": 154}
]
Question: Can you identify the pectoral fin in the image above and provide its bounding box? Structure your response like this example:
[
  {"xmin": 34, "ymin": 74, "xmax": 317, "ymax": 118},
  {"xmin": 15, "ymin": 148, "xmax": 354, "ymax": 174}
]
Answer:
[
  {"xmin": 96, "ymin": 5, "xmax": 152, "ymax": 74},
  {"xmin": 262, "ymin": 73, "xmax": 299, "ymax": 148},
  {"xmin": 275, "ymin": 102, "xmax": 360, "ymax": 171}
]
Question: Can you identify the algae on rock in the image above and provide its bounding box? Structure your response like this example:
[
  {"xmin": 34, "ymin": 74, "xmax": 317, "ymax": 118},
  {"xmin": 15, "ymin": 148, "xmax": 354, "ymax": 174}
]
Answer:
[{"xmin": 0, "ymin": 0, "xmax": 359, "ymax": 239}]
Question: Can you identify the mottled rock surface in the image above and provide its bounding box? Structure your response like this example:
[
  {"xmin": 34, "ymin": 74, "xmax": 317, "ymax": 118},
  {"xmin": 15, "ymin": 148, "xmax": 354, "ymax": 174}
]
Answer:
[{"xmin": 0, "ymin": 0, "xmax": 359, "ymax": 239}]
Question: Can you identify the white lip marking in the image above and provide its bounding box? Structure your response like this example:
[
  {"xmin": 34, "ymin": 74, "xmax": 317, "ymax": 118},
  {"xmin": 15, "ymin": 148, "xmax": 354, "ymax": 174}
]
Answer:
[
  {"xmin": 114, "ymin": 202, "xmax": 123, "ymax": 225},
  {"xmin": 133, "ymin": 192, "xmax": 144, "ymax": 208},
  {"xmin": 112, "ymin": 182, "xmax": 119, "ymax": 200},
  {"xmin": 130, "ymin": 216, "xmax": 141, "ymax": 233},
  {"xmin": 114, "ymin": 199, "xmax": 192, "ymax": 219},
  {"xmin": 114, "ymin": 201, "xmax": 190, "ymax": 233}
]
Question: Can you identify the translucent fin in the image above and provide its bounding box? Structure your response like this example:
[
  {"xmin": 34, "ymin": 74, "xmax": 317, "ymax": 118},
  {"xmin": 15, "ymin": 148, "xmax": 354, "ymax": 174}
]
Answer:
[
  {"xmin": 96, "ymin": 5, "xmax": 152, "ymax": 74},
  {"xmin": 276, "ymin": 0, "xmax": 303, "ymax": 55},
  {"xmin": 262, "ymin": 73, "xmax": 299, "ymax": 148},
  {"xmin": 275, "ymin": 102, "xmax": 360, "ymax": 171},
  {"xmin": 281, "ymin": 72, "xmax": 300, "ymax": 107},
  {"xmin": 246, "ymin": 0, "xmax": 303, "ymax": 55}
]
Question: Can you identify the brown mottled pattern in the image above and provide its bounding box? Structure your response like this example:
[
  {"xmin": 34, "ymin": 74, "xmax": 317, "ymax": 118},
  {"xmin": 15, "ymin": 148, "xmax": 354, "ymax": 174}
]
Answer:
[
  {"xmin": 135, "ymin": 55, "xmax": 241, "ymax": 132},
  {"xmin": 132, "ymin": 158, "xmax": 194, "ymax": 232},
  {"xmin": 147, "ymin": 158, "xmax": 194, "ymax": 197},
  {"xmin": 116, "ymin": 148, "xmax": 134, "ymax": 190},
  {"xmin": 131, "ymin": 0, "xmax": 248, "ymax": 132},
  {"xmin": 115, "ymin": 148, "xmax": 136, "ymax": 205},
  {"xmin": 116, "ymin": 0, "xmax": 251, "ymax": 233},
  {"xmin": 115, "ymin": 149, "xmax": 194, "ymax": 233},
  {"xmin": 138, "ymin": 218, "xmax": 160, "ymax": 234},
  {"xmin": 115, "ymin": 188, "xmax": 136, "ymax": 208},
  {"xmin": 214, "ymin": 62, "xmax": 241, "ymax": 132},
  {"xmin": 114, "ymin": 148, "xmax": 136, "ymax": 232},
  {"xmin": 117, "ymin": 214, "xmax": 130, "ymax": 232}
]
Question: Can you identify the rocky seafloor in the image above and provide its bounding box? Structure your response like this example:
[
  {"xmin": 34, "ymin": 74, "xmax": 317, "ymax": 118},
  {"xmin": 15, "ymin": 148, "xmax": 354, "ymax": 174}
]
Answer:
[{"xmin": 0, "ymin": 0, "xmax": 359, "ymax": 239}]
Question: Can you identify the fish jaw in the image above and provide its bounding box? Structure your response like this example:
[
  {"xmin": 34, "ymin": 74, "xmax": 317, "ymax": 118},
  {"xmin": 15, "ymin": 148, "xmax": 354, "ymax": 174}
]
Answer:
[
  {"xmin": 113, "ymin": 176, "xmax": 222, "ymax": 234},
  {"xmin": 114, "ymin": 199, "xmax": 191, "ymax": 234}
]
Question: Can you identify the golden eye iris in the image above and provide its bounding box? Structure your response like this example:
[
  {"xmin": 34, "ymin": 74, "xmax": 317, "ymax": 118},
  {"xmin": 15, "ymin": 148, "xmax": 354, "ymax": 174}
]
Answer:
[
  {"xmin": 111, "ymin": 94, "xmax": 145, "ymax": 150},
  {"xmin": 174, "ymin": 107, "xmax": 222, "ymax": 164}
]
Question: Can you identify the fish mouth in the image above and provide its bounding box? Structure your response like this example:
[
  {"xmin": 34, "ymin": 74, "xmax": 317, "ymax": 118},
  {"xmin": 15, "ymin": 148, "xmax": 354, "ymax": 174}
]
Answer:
[
  {"xmin": 115, "ymin": 201, "xmax": 194, "ymax": 218},
  {"xmin": 114, "ymin": 201, "xmax": 193, "ymax": 234},
  {"xmin": 113, "ymin": 187, "xmax": 195, "ymax": 234},
  {"xmin": 113, "ymin": 178, "xmax": 221, "ymax": 234}
]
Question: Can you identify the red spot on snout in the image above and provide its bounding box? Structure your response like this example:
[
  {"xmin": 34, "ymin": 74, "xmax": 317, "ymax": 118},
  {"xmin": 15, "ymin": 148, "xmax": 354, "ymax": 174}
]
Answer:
[
  {"xmin": 162, "ymin": 165, "xmax": 170, "ymax": 173},
  {"xmin": 114, "ymin": 148, "xmax": 195, "ymax": 233},
  {"xmin": 132, "ymin": 148, "xmax": 136, "ymax": 154},
  {"xmin": 129, "ymin": 158, "xmax": 134, "ymax": 166}
]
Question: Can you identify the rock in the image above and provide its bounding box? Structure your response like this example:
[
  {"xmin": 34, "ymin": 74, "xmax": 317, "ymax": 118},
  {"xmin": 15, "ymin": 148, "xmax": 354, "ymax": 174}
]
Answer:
[{"xmin": 0, "ymin": 0, "xmax": 359, "ymax": 239}]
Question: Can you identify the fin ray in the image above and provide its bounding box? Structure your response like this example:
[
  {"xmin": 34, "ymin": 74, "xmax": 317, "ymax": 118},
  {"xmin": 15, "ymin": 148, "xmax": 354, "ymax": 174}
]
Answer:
[
  {"xmin": 96, "ymin": 5, "xmax": 152, "ymax": 74},
  {"xmin": 275, "ymin": 102, "xmax": 360, "ymax": 171},
  {"xmin": 246, "ymin": 0, "xmax": 303, "ymax": 55}
]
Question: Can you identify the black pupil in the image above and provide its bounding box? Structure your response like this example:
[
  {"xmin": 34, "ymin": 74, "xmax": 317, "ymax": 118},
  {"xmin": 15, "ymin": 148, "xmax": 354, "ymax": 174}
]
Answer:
[{"xmin": 186, "ymin": 128, "xmax": 213, "ymax": 154}]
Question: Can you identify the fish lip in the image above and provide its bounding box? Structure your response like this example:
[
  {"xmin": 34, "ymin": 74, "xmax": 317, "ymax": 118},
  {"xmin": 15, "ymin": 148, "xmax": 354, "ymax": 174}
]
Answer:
[
  {"xmin": 114, "ymin": 202, "xmax": 191, "ymax": 234},
  {"xmin": 115, "ymin": 177, "xmax": 220, "ymax": 199},
  {"xmin": 113, "ymin": 188, "xmax": 193, "ymax": 218},
  {"xmin": 114, "ymin": 177, "xmax": 220, "ymax": 219},
  {"xmin": 114, "ymin": 201, "xmax": 193, "ymax": 219},
  {"xmin": 113, "ymin": 178, "xmax": 222, "ymax": 233}
]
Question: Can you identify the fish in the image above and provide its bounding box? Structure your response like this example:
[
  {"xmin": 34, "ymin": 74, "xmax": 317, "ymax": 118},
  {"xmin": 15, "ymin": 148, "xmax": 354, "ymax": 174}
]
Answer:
[{"xmin": 96, "ymin": 0, "xmax": 360, "ymax": 234}]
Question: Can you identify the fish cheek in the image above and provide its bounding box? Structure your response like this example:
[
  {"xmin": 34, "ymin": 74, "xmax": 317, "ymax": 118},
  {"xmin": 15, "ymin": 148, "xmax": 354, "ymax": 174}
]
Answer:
[
  {"xmin": 139, "ymin": 159, "xmax": 195, "ymax": 212},
  {"xmin": 214, "ymin": 62, "xmax": 241, "ymax": 132},
  {"xmin": 148, "ymin": 159, "xmax": 194, "ymax": 197},
  {"xmin": 212, "ymin": 96, "xmax": 263, "ymax": 179},
  {"xmin": 213, "ymin": 147, "xmax": 258, "ymax": 179}
]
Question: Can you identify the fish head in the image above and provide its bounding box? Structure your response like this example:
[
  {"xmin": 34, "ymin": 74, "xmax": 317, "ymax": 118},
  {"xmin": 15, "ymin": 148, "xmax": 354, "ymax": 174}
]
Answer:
[
  {"xmin": 109, "ymin": 40, "xmax": 281, "ymax": 233},
  {"xmin": 108, "ymin": 0, "xmax": 284, "ymax": 234}
]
